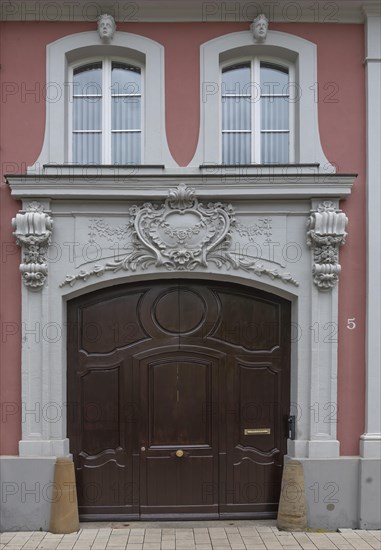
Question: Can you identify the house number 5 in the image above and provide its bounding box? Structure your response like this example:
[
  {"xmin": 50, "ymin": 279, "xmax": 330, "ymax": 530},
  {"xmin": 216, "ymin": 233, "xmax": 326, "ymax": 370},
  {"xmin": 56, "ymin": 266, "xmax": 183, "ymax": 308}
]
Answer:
[{"xmin": 347, "ymin": 318, "xmax": 356, "ymax": 330}]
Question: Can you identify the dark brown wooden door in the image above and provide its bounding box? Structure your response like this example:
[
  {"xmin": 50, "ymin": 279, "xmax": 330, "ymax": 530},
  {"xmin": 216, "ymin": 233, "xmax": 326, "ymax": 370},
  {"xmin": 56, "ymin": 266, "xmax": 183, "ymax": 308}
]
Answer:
[
  {"xmin": 138, "ymin": 350, "xmax": 220, "ymax": 518},
  {"xmin": 67, "ymin": 280, "xmax": 290, "ymax": 520}
]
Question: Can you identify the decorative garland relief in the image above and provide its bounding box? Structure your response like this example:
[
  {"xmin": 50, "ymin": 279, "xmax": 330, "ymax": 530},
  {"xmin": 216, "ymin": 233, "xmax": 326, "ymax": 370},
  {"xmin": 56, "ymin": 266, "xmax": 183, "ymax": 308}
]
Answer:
[{"xmin": 61, "ymin": 184, "xmax": 299, "ymax": 288}]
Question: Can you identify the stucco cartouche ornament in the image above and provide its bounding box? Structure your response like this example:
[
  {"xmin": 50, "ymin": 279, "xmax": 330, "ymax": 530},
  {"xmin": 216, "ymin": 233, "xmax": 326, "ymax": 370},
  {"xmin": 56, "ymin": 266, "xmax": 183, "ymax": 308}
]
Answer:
[
  {"xmin": 12, "ymin": 201, "xmax": 53, "ymax": 290},
  {"xmin": 60, "ymin": 184, "xmax": 299, "ymax": 287},
  {"xmin": 307, "ymin": 201, "xmax": 348, "ymax": 290}
]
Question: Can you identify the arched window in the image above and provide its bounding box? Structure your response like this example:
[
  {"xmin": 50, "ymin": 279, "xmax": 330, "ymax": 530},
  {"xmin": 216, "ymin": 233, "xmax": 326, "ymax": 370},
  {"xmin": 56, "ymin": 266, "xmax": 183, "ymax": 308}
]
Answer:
[
  {"xmin": 221, "ymin": 59, "xmax": 292, "ymax": 164},
  {"xmin": 28, "ymin": 32, "xmax": 176, "ymax": 172},
  {"xmin": 194, "ymin": 31, "xmax": 334, "ymax": 172},
  {"xmin": 71, "ymin": 59, "xmax": 142, "ymax": 164}
]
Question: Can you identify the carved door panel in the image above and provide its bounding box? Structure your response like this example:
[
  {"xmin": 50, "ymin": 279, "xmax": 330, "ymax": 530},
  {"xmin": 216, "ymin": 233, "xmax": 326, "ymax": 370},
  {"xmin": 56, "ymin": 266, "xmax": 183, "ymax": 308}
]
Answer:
[
  {"xmin": 211, "ymin": 287, "xmax": 291, "ymax": 516},
  {"xmin": 67, "ymin": 280, "xmax": 290, "ymax": 520},
  {"xmin": 67, "ymin": 286, "xmax": 150, "ymax": 519},
  {"xmin": 138, "ymin": 351, "xmax": 220, "ymax": 518}
]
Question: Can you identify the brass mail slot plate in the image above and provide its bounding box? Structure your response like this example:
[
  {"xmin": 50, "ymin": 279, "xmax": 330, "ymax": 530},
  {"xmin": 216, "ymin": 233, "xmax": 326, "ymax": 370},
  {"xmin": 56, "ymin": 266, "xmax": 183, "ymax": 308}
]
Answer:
[{"xmin": 244, "ymin": 428, "xmax": 271, "ymax": 435}]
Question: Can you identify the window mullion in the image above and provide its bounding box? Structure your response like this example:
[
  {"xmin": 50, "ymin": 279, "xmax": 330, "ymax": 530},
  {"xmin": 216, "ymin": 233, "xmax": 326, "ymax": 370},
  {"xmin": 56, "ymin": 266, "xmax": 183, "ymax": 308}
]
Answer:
[
  {"xmin": 103, "ymin": 59, "xmax": 112, "ymax": 164},
  {"xmin": 288, "ymin": 64, "xmax": 295, "ymax": 163},
  {"xmin": 253, "ymin": 58, "xmax": 261, "ymax": 163},
  {"xmin": 68, "ymin": 68, "xmax": 74, "ymax": 162},
  {"xmin": 140, "ymin": 67, "xmax": 144, "ymax": 164}
]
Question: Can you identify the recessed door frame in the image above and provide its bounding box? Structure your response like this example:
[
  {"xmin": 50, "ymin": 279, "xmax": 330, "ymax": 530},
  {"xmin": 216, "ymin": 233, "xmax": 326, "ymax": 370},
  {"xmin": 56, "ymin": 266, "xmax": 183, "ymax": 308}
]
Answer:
[{"xmin": 67, "ymin": 279, "xmax": 292, "ymax": 519}]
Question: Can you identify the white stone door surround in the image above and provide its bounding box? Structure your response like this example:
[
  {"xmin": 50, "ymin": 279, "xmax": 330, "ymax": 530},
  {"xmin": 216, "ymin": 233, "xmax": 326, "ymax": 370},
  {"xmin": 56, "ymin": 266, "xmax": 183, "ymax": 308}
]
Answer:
[{"xmin": 7, "ymin": 171, "xmax": 355, "ymax": 461}]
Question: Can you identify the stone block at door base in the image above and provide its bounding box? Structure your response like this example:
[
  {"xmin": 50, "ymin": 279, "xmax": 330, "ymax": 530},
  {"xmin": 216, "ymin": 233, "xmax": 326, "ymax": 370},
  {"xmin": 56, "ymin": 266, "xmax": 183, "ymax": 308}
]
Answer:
[
  {"xmin": 359, "ymin": 458, "xmax": 381, "ymax": 529},
  {"xmin": 290, "ymin": 457, "xmax": 359, "ymax": 530},
  {"xmin": 0, "ymin": 457, "xmax": 55, "ymax": 531}
]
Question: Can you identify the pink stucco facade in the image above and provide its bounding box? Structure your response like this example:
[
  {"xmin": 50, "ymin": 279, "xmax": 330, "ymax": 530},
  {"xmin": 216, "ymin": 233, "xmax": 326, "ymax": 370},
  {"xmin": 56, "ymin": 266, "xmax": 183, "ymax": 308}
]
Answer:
[{"xmin": 0, "ymin": 20, "xmax": 366, "ymax": 457}]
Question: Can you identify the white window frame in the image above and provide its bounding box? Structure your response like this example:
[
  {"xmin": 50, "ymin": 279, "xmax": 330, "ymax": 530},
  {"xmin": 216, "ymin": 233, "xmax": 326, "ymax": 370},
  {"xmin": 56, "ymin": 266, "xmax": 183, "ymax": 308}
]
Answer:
[
  {"xmin": 220, "ymin": 56, "xmax": 295, "ymax": 164},
  {"xmin": 28, "ymin": 31, "xmax": 177, "ymax": 172},
  {"xmin": 192, "ymin": 30, "xmax": 335, "ymax": 172},
  {"xmin": 68, "ymin": 56, "xmax": 144, "ymax": 164}
]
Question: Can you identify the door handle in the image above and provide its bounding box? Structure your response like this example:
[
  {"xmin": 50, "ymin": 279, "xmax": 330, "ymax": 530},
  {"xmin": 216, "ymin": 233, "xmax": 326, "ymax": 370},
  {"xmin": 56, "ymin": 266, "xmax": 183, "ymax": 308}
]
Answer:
[{"xmin": 175, "ymin": 449, "xmax": 184, "ymax": 457}]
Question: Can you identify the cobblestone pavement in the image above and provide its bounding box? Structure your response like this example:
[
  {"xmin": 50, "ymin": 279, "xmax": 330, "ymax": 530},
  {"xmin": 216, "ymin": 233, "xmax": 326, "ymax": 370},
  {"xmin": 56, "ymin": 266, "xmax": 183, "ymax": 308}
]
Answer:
[{"xmin": 1, "ymin": 521, "xmax": 380, "ymax": 550}]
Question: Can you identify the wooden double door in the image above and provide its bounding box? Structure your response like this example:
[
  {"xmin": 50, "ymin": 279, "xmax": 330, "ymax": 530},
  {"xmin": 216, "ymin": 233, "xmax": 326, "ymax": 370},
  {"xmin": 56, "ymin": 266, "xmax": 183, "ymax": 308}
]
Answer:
[{"xmin": 67, "ymin": 280, "xmax": 291, "ymax": 520}]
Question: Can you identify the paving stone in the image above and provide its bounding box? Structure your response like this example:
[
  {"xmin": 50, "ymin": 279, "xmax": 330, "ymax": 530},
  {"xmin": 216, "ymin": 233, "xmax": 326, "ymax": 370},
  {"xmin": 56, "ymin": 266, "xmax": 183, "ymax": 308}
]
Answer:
[
  {"xmin": 0, "ymin": 526, "xmax": 380, "ymax": 550},
  {"xmin": 209, "ymin": 531, "xmax": 228, "ymax": 538},
  {"xmin": 291, "ymin": 532, "xmax": 317, "ymax": 549},
  {"xmin": 338, "ymin": 533, "xmax": 375, "ymax": 549}
]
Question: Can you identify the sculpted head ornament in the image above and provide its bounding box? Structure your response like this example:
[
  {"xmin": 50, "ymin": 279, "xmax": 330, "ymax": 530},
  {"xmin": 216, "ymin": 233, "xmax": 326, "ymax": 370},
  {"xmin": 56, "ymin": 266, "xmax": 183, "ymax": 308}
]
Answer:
[
  {"xmin": 250, "ymin": 14, "xmax": 268, "ymax": 43},
  {"xmin": 97, "ymin": 14, "xmax": 116, "ymax": 42}
]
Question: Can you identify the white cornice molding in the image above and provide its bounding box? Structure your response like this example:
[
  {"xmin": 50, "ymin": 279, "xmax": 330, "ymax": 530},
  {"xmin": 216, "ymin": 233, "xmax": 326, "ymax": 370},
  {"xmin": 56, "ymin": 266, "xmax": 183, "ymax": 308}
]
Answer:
[
  {"xmin": 6, "ymin": 173, "xmax": 356, "ymax": 200},
  {"xmin": 0, "ymin": 0, "xmax": 378, "ymax": 22},
  {"xmin": 362, "ymin": 3, "xmax": 381, "ymax": 17}
]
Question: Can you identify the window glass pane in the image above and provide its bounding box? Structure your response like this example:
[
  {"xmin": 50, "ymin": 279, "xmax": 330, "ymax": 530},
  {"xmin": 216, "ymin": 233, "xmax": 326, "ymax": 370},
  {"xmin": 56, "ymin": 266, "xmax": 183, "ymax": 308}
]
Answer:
[
  {"xmin": 112, "ymin": 97, "xmax": 141, "ymax": 130},
  {"xmin": 112, "ymin": 63, "xmax": 141, "ymax": 94},
  {"xmin": 222, "ymin": 64, "xmax": 252, "ymax": 164},
  {"xmin": 260, "ymin": 64, "xmax": 288, "ymax": 94},
  {"xmin": 112, "ymin": 132, "xmax": 141, "ymax": 164},
  {"xmin": 222, "ymin": 64, "xmax": 251, "ymax": 94},
  {"xmin": 261, "ymin": 133, "xmax": 289, "ymax": 163},
  {"xmin": 261, "ymin": 97, "xmax": 289, "ymax": 130},
  {"xmin": 73, "ymin": 97, "xmax": 101, "ymax": 131},
  {"xmin": 260, "ymin": 64, "xmax": 289, "ymax": 163},
  {"xmin": 111, "ymin": 63, "xmax": 141, "ymax": 162},
  {"xmin": 73, "ymin": 63, "xmax": 102, "ymax": 164},
  {"xmin": 73, "ymin": 63, "xmax": 102, "ymax": 95},
  {"xmin": 222, "ymin": 133, "xmax": 251, "ymax": 164},
  {"xmin": 72, "ymin": 61, "xmax": 143, "ymax": 164},
  {"xmin": 222, "ymin": 97, "xmax": 250, "ymax": 131},
  {"xmin": 73, "ymin": 133, "xmax": 101, "ymax": 164}
]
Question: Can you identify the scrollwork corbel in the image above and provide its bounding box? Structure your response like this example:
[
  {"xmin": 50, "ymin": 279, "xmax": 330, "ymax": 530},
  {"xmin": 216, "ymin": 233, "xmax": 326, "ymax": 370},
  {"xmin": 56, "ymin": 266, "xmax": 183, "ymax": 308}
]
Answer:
[
  {"xmin": 12, "ymin": 201, "xmax": 53, "ymax": 290},
  {"xmin": 307, "ymin": 201, "xmax": 348, "ymax": 290}
]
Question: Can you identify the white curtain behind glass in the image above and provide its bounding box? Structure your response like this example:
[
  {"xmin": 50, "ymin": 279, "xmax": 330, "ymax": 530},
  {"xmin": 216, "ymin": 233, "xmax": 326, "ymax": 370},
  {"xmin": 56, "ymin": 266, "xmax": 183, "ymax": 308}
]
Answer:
[
  {"xmin": 222, "ymin": 64, "xmax": 251, "ymax": 164},
  {"xmin": 260, "ymin": 64, "xmax": 289, "ymax": 163},
  {"xmin": 72, "ymin": 62, "xmax": 141, "ymax": 164},
  {"xmin": 221, "ymin": 62, "xmax": 289, "ymax": 164},
  {"xmin": 111, "ymin": 62, "xmax": 141, "ymax": 164},
  {"xmin": 73, "ymin": 63, "xmax": 102, "ymax": 163}
]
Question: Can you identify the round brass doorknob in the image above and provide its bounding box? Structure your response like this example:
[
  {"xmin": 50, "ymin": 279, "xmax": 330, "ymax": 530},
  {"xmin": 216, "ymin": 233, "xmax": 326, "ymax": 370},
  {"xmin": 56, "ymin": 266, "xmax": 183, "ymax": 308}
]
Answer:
[{"xmin": 175, "ymin": 449, "xmax": 184, "ymax": 458}]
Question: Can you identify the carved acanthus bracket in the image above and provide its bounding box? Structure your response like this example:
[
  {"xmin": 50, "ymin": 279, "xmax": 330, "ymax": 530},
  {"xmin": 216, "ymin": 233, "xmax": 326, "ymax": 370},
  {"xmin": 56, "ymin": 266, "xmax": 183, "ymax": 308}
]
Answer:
[
  {"xmin": 12, "ymin": 202, "xmax": 53, "ymax": 290},
  {"xmin": 61, "ymin": 184, "xmax": 299, "ymax": 288},
  {"xmin": 307, "ymin": 201, "xmax": 348, "ymax": 290}
]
